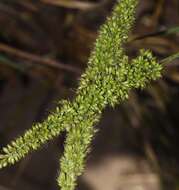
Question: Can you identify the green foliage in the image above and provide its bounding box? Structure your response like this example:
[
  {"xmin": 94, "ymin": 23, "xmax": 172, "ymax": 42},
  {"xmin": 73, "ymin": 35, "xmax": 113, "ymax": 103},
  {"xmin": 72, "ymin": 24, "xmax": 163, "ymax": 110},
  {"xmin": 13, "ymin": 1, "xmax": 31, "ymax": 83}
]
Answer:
[{"xmin": 0, "ymin": 0, "xmax": 162, "ymax": 190}]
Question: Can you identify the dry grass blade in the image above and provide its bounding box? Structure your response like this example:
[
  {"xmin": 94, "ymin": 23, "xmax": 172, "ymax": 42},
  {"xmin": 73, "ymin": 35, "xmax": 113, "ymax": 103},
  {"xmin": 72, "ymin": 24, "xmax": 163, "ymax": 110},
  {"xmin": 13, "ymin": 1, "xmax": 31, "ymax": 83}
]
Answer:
[
  {"xmin": 160, "ymin": 52, "xmax": 179, "ymax": 66},
  {"xmin": 0, "ymin": 43, "xmax": 81, "ymax": 74},
  {"xmin": 40, "ymin": 0, "xmax": 101, "ymax": 10},
  {"xmin": 130, "ymin": 26, "xmax": 179, "ymax": 42}
]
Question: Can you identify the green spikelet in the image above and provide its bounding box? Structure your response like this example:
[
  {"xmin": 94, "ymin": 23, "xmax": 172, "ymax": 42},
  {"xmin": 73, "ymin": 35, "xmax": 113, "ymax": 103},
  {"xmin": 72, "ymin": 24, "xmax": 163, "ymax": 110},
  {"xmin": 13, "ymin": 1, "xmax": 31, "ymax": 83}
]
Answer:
[{"xmin": 0, "ymin": 0, "xmax": 162, "ymax": 190}]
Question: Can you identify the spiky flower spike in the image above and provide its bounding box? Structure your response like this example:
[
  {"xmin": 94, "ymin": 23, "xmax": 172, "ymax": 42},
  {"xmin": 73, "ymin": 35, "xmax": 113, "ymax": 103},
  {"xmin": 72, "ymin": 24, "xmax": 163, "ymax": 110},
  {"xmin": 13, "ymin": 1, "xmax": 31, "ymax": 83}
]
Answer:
[{"xmin": 0, "ymin": 0, "xmax": 162, "ymax": 190}]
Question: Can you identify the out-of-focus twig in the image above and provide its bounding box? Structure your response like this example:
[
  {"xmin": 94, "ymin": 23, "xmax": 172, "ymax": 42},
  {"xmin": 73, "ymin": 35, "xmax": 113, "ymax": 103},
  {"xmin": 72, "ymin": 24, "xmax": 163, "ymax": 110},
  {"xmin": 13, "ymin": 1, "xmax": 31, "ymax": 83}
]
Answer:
[
  {"xmin": 0, "ymin": 55, "xmax": 26, "ymax": 72},
  {"xmin": 15, "ymin": 2, "xmax": 38, "ymax": 11},
  {"xmin": 130, "ymin": 26, "xmax": 179, "ymax": 42},
  {"xmin": 40, "ymin": 0, "xmax": 105, "ymax": 10},
  {"xmin": 150, "ymin": 0, "xmax": 164, "ymax": 28},
  {"xmin": 160, "ymin": 52, "xmax": 179, "ymax": 66},
  {"xmin": 0, "ymin": 43, "xmax": 81, "ymax": 74}
]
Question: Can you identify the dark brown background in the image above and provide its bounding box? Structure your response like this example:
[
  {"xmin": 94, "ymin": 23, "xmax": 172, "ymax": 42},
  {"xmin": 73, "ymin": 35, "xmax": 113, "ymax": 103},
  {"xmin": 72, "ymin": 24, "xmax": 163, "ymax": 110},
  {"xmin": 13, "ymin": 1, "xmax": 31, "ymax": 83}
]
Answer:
[{"xmin": 0, "ymin": 0, "xmax": 179, "ymax": 189}]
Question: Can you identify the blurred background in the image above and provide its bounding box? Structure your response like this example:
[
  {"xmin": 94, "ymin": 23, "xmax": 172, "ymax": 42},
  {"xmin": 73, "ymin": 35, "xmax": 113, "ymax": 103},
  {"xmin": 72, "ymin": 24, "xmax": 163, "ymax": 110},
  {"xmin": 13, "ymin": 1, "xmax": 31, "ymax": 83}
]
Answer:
[{"xmin": 0, "ymin": 0, "xmax": 179, "ymax": 189}]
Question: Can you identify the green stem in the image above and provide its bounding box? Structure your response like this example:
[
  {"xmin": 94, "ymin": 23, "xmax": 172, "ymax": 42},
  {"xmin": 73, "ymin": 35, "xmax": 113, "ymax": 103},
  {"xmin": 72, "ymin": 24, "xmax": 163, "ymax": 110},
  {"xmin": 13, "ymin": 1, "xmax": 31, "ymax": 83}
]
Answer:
[{"xmin": 160, "ymin": 52, "xmax": 179, "ymax": 66}]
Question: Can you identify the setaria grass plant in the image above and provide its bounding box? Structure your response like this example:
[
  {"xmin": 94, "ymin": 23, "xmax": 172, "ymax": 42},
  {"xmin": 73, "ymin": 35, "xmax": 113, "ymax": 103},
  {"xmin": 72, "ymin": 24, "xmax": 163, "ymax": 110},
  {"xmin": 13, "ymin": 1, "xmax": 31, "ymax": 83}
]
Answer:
[{"xmin": 0, "ymin": 0, "xmax": 162, "ymax": 189}]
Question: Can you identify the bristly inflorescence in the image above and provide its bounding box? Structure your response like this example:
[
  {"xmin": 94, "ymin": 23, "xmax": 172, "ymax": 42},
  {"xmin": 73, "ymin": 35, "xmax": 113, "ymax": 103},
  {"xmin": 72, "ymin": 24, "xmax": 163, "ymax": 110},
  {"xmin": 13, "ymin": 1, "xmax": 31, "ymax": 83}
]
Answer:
[{"xmin": 0, "ymin": 0, "xmax": 162, "ymax": 190}]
